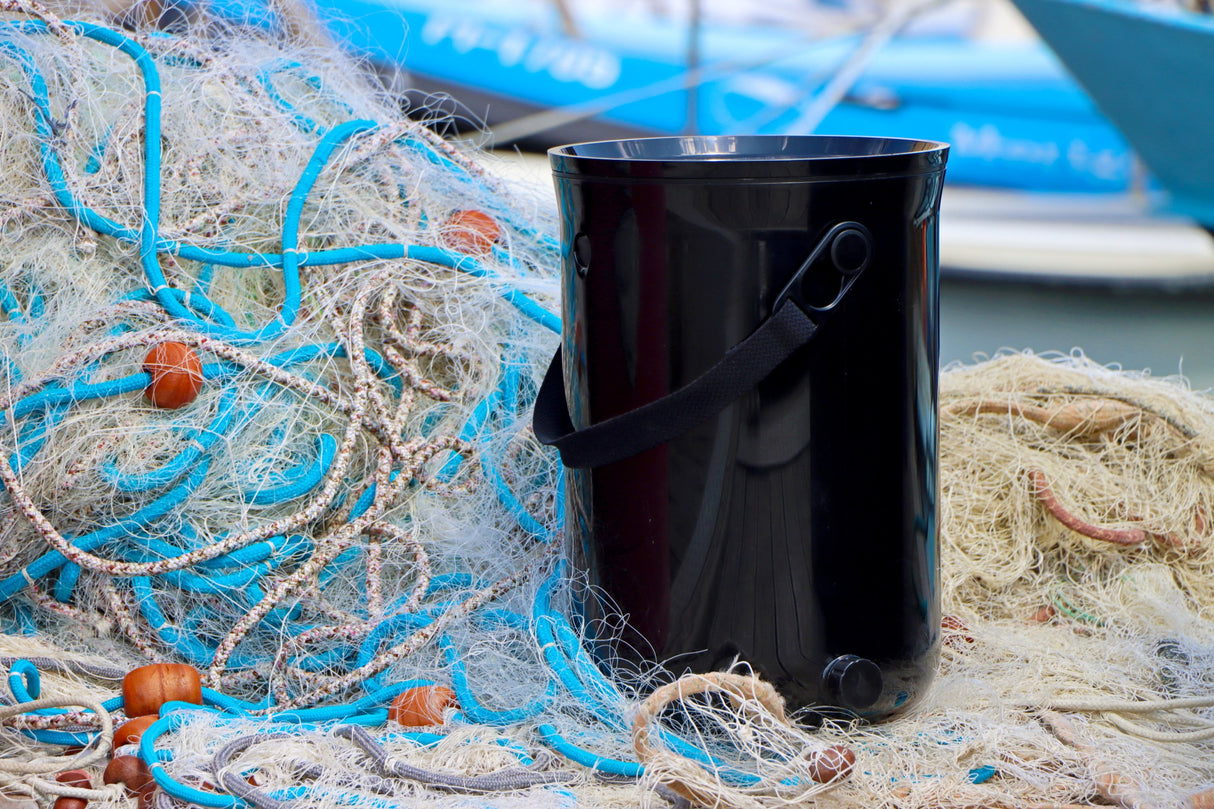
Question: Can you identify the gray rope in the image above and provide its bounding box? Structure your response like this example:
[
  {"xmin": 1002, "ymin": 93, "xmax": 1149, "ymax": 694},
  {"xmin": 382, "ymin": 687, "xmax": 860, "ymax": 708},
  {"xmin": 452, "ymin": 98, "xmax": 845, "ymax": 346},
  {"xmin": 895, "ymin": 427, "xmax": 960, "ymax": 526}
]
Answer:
[
  {"xmin": 335, "ymin": 724, "xmax": 576, "ymax": 793},
  {"xmin": 152, "ymin": 787, "xmax": 181, "ymax": 809},
  {"xmin": 211, "ymin": 733, "xmax": 301, "ymax": 809},
  {"xmin": 209, "ymin": 725, "xmax": 687, "ymax": 807},
  {"xmin": 1, "ymin": 656, "xmax": 127, "ymax": 681},
  {"xmin": 652, "ymin": 783, "xmax": 693, "ymax": 809},
  {"xmin": 217, "ymin": 770, "xmax": 295, "ymax": 809},
  {"xmin": 211, "ymin": 732, "xmax": 404, "ymax": 804},
  {"xmin": 288, "ymin": 756, "xmax": 399, "ymax": 796},
  {"xmin": 593, "ymin": 772, "xmax": 691, "ymax": 809}
]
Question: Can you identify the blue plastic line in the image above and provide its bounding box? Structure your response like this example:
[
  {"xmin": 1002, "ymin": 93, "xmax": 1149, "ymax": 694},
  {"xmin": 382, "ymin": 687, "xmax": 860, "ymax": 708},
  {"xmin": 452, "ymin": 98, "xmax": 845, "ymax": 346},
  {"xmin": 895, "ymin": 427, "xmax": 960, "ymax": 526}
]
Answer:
[
  {"xmin": 20, "ymin": 728, "xmax": 97, "ymax": 746},
  {"xmin": 440, "ymin": 633, "xmax": 556, "ymax": 725},
  {"xmin": 202, "ymin": 687, "xmax": 270, "ymax": 714},
  {"xmin": 9, "ymin": 603, "xmax": 36, "ymax": 635},
  {"xmin": 531, "ymin": 567, "xmax": 627, "ymax": 724},
  {"xmin": 0, "ymin": 281, "xmax": 25, "ymax": 323},
  {"xmin": 53, "ymin": 560, "xmax": 81, "ymax": 604},
  {"xmin": 240, "ymin": 433, "xmax": 337, "ymax": 505},
  {"xmin": 154, "ymin": 555, "xmax": 276, "ymax": 594},
  {"xmin": 355, "ymin": 612, "xmax": 436, "ymax": 693},
  {"xmin": 0, "ymin": 458, "xmax": 211, "ymax": 600},
  {"xmin": 101, "ymin": 387, "xmax": 238, "ymax": 492},
  {"xmin": 968, "ymin": 765, "xmax": 997, "ymax": 784},
  {"xmin": 8, "ymin": 403, "xmax": 63, "ymax": 472},
  {"xmin": 142, "ymin": 711, "xmax": 240, "ymax": 808},
  {"xmin": 264, "ymin": 679, "xmax": 433, "ymax": 723},
  {"xmin": 471, "ymin": 358, "xmax": 554, "ymax": 541},
  {"xmin": 536, "ymin": 723, "xmax": 644, "ymax": 778},
  {"xmin": 131, "ymin": 576, "xmax": 226, "ymax": 666},
  {"xmin": 83, "ymin": 121, "xmax": 114, "ymax": 175},
  {"xmin": 7, "ymin": 659, "xmax": 40, "ymax": 702},
  {"xmin": 121, "ymin": 284, "xmax": 238, "ymax": 329},
  {"xmin": 9, "ymin": 372, "xmax": 150, "ymax": 418}
]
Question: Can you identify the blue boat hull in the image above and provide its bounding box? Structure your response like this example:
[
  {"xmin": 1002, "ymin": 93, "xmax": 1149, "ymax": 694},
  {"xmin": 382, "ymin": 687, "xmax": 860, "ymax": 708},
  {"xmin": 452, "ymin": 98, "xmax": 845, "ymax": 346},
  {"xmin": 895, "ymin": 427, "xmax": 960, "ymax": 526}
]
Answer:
[
  {"xmin": 211, "ymin": 0, "xmax": 1139, "ymax": 194},
  {"xmin": 1011, "ymin": 0, "xmax": 1214, "ymax": 225}
]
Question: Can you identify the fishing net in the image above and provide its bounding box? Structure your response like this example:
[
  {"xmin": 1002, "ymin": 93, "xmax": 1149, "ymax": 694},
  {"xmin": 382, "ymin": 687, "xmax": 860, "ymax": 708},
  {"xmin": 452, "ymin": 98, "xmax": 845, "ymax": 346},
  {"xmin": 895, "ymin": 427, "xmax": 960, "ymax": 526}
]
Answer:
[{"xmin": 0, "ymin": 2, "xmax": 1211, "ymax": 807}]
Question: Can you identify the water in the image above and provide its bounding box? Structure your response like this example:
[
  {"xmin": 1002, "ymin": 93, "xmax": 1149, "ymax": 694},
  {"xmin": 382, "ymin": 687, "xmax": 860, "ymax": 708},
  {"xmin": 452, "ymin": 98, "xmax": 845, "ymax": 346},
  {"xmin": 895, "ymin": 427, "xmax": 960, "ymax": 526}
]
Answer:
[{"xmin": 941, "ymin": 275, "xmax": 1214, "ymax": 391}]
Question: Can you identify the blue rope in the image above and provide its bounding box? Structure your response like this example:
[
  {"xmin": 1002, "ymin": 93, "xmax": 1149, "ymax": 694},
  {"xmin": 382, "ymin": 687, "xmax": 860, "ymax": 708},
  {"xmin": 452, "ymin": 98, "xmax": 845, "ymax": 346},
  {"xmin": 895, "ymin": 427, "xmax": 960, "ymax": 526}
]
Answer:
[
  {"xmin": 438, "ymin": 608, "xmax": 557, "ymax": 725},
  {"xmin": 0, "ymin": 458, "xmax": 211, "ymax": 601},
  {"xmin": 0, "ymin": 18, "xmax": 675, "ymax": 794},
  {"xmin": 532, "ymin": 566, "xmax": 628, "ymax": 723},
  {"xmin": 4, "ymin": 659, "xmax": 123, "ymax": 744},
  {"xmin": 142, "ymin": 711, "xmax": 239, "ymax": 808},
  {"xmin": 239, "ymin": 433, "xmax": 337, "ymax": 505},
  {"xmin": 536, "ymin": 724, "xmax": 644, "ymax": 778},
  {"xmin": 101, "ymin": 388, "xmax": 238, "ymax": 492},
  {"xmin": 0, "ymin": 21, "xmax": 557, "ymax": 341}
]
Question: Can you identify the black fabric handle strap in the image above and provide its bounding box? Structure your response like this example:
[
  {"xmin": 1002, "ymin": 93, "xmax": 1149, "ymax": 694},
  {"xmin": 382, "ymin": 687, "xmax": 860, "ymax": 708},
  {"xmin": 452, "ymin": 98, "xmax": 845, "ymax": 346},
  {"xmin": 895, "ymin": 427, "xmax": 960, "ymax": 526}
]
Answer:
[{"xmin": 532, "ymin": 301, "xmax": 818, "ymax": 469}]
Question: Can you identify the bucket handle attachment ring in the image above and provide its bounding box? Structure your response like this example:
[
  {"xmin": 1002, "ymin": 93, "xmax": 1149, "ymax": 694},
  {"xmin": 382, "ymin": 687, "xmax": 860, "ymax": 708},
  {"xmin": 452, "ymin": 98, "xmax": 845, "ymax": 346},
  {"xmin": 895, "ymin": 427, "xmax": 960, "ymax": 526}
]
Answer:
[
  {"xmin": 533, "ymin": 221, "xmax": 872, "ymax": 469},
  {"xmin": 774, "ymin": 222, "xmax": 872, "ymax": 314}
]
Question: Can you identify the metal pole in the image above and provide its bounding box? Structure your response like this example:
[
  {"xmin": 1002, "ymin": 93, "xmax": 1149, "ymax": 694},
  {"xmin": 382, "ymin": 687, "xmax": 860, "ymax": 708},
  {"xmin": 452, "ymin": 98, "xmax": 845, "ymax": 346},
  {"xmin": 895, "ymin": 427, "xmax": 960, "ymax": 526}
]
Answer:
[{"xmin": 686, "ymin": 0, "xmax": 701, "ymax": 134}]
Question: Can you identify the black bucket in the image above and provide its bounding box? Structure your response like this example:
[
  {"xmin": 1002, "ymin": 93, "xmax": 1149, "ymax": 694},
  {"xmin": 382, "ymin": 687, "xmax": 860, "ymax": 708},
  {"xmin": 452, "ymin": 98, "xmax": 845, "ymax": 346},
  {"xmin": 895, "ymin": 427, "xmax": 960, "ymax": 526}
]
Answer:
[{"xmin": 534, "ymin": 135, "xmax": 948, "ymax": 720}]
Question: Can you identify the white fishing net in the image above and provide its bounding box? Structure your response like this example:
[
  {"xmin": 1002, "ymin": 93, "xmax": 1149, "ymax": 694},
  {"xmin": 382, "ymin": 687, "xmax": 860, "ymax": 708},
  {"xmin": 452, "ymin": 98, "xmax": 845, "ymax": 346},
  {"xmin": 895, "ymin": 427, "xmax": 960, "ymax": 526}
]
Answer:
[{"xmin": 0, "ymin": 2, "xmax": 1211, "ymax": 807}]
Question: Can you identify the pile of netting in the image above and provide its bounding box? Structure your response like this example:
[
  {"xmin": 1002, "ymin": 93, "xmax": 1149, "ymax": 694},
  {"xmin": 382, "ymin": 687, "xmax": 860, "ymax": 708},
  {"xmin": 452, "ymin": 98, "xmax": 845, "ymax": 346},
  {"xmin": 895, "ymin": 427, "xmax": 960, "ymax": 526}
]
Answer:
[
  {"xmin": 0, "ymin": 3, "xmax": 1212, "ymax": 807},
  {"xmin": 0, "ymin": 4, "xmax": 849, "ymax": 808},
  {"xmin": 923, "ymin": 351, "xmax": 1214, "ymax": 809}
]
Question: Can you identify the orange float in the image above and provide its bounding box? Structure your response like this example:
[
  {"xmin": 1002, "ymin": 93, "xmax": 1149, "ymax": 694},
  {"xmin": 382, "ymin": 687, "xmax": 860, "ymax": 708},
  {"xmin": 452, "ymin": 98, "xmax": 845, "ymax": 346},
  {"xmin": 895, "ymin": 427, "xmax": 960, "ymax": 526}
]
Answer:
[
  {"xmin": 52, "ymin": 799, "xmax": 87, "ymax": 809},
  {"xmin": 112, "ymin": 715, "xmax": 158, "ymax": 751},
  {"xmin": 55, "ymin": 770, "xmax": 91, "ymax": 789},
  {"xmin": 122, "ymin": 663, "xmax": 203, "ymax": 717},
  {"xmin": 143, "ymin": 342, "xmax": 204, "ymax": 409},
  {"xmin": 388, "ymin": 684, "xmax": 458, "ymax": 726},
  {"xmin": 103, "ymin": 755, "xmax": 155, "ymax": 797},
  {"xmin": 52, "ymin": 773, "xmax": 91, "ymax": 809},
  {"xmin": 806, "ymin": 744, "xmax": 857, "ymax": 783},
  {"xmin": 442, "ymin": 209, "xmax": 500, "ymax": 255}
]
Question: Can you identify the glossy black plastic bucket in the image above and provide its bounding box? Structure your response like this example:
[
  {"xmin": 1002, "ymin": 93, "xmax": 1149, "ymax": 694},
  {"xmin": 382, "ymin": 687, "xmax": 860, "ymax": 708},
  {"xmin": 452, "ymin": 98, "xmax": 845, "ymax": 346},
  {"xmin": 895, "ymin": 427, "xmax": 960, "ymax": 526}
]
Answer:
[{"xmin": 540, "ymin": 135, "xmax": 947, "ymax": 719}]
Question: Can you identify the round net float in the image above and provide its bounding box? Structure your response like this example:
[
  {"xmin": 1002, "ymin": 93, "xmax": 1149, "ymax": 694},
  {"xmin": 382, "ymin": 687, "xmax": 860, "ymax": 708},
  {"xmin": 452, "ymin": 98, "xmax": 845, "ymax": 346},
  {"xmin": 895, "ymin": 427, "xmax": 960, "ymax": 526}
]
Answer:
[
  {"xmin": 388, "ymin": 685, "xmax": 459, "ymax": 726},
  {"xmin": 103, "ymin": 755, "xmax": 155, "ymax": 798},
  {"xmin": 122, "ymin": 663, "xmax": 203, "ymax": 717},
  {"xmin": 805, "ymin": 745, "xmax": 857, "ymax": 783},
  {"xmin": 54, "ymin": 771, "xmax": 91, "ymax": 789},
  {"xmin": 441, "ymin": 209, "xmax": 500, "ymax": 255},
  {"xmin": 52, "ymin": 799, "xmax": 87, "ymax": 809},
  {"xmin": 142, "ymin": 341, "xmax": 204, "ymax": 409},
  {"xmin": 112, "ymin": 715, "xmax": 158, "ymax": 751}
]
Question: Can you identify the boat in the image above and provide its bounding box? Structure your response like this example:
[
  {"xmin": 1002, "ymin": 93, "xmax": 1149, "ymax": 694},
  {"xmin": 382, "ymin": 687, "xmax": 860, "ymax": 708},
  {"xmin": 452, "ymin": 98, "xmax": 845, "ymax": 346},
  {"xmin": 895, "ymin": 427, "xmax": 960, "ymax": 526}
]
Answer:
[
  {"xmin": 198, "ymin": 0, "xmax": 1214, "ymax": 283},
  {"xmin": 204, "ymin": 0, "xmax": 1142, "ymax": 194},
  {"xmin": 1009, "ymin": 0, "xmax": 1214, "ymax": 230}
]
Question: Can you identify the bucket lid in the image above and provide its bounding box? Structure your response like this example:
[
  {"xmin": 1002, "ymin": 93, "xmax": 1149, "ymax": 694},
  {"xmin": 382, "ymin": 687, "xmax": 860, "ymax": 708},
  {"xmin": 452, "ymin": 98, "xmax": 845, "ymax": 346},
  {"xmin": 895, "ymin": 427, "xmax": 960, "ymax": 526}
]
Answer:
[{"xmin": 549, "ymin": 135, "xmax": 948, "ymax": 182}]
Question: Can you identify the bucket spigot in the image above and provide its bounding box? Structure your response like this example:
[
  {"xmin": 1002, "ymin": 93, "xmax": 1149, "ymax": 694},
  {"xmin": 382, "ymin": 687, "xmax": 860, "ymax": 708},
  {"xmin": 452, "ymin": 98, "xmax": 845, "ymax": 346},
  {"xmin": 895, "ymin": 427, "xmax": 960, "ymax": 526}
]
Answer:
[{"xmin": 822, "ymin": 654, "xmax": 884, "ymax": 711}]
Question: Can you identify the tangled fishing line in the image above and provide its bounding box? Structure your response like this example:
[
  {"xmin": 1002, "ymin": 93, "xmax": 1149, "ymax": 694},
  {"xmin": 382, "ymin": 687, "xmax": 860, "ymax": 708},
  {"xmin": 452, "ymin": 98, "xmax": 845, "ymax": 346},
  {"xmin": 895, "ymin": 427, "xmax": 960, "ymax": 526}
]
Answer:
[
  {"xmin": 0, "ymin": 2, "xmax": 1211, "ymax": 807},
  {"xmin": 0, "ymin": 3, "xmax": 850, "ymax": 808}
]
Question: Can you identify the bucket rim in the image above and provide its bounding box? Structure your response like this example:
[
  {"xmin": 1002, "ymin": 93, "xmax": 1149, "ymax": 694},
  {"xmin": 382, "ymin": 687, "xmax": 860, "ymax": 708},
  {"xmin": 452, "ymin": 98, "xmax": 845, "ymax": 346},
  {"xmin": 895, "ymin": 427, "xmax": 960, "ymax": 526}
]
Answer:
[{"xmin": 549, "ymin": 134, "xmax": 949, "ymax": 181}]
